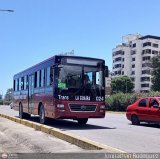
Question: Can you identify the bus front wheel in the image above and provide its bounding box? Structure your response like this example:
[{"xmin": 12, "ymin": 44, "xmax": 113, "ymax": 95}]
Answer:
[
  {"xmin": 77, "ymin": 118, "xmax": 88, "ymax": 125},
  {"xmin": 39, "ymin": 105, "xmax": 47, "ymax": 124}
]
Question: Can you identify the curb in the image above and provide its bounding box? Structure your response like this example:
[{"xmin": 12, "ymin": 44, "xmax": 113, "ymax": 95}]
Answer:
[{"xmin": 0, "ymin": 113, "xmax": 125, "ymax": 153}]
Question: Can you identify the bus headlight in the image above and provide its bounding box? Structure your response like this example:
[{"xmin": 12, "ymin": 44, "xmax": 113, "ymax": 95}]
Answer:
[
  {"xmin": 100, "ymin": 105, "xmax": 105, "ymax": 110},
  {"xmin": 57, "ymin": 104, "xmax": 64, "ymax": 109}
]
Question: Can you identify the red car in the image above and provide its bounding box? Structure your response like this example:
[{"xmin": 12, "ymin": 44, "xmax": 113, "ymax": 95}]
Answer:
[{"xmin": 126, "ymin": 97, "xmax": 160, "ymax": 125}]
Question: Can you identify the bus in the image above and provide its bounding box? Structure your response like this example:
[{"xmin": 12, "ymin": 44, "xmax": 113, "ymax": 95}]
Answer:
[{"xmin": 13, "ymin": 55, "xmax": 108, "ymax": 124}]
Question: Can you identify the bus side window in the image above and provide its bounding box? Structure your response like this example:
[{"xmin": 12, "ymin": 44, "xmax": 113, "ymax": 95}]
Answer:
[
  {"xmin": 50, "ymin": 66, "xmax": 54, "ymax": 85},
  {"xmin": 14, "ymin": 80, "xmax": 16, "ymax": 91},
  {"xmin": 34, "ymin": 72, "xmax": 37, "ymax": 88},
  {"xmin": 46, "ymin": 67, "xmax": 50, "ymax": 86},
  {"xmin": 41, "ymin": 69, "xmax": 45, "ymax": 87},
  {"xmin": 21, "ymin": 77, "xmax": 24, "ymax": 90},
  {"xmin": 16, "ymin": 79, "xmax": 19, "ymax": 91},
  {"xmin": 24, "ymin": 76, "xmax": 27, "ymax": 90}
]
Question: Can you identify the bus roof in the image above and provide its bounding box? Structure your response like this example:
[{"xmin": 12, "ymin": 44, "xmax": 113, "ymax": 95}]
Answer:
[{"xmin": 14, "ymin": 55, "xmax": 105, "ymax": 78}]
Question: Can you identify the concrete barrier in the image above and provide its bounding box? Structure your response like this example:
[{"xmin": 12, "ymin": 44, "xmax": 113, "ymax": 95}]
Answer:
[{"xmin": 0, "ymin": 113, "xmax": 125, "ymax": 152}]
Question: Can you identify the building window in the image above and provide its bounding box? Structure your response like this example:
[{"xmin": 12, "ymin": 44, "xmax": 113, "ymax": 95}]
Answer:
[
  {"xmin": 131, "ymin": 50, "xmax": 136, "ymax": 55},
  {"xmin": 115, "ymin": 57, "xmax": 122, "ymax": 62},
  {"xmin": 132, "ymin": 43, "xmax": 136, "ymax": 48},
  {"xmin": 132, "ymin": 64, "xmax": 135, "ymax": 68},
  {"xmin": 141, "ymin": 84, "xmax": 149, "ymax": 88},
  {"xmin": 122, "ymin": 71, "xmax": 124, "ymax": 75},
  {"xmin": 152, "ymin": 50, "xmax": 158, "ymax": 55},
  {"xmin": 142, "ymin": 63, "xmax": 151, "ymax": 67},
  {"xmin": 142, "ymin": 56, "xmax": 151, "ymax": 61},
  {"xmin": 143, "ymin": 42, "xmax": 151, "ymax": 47},
  {"xmin": 152, "ymin": 43, "xmax": 158, "ymax": 48},
  {"xmin": 131, "ymin": 71, "xmax": 135, "ymax": 75},
  {"xmin": 118, "ymin": 71, "xmax": 121, "ymax": 75},
  {"xmin": 132, "ymin": 58, "xmax": 135, "ymax": 61},
  {"xmin": 131, "ymin": 77, "xmax": 135, "ymax": 81},
  {"xmin": 114, "ymin": 64, "xmax": 121, "ymax": 68},
  {"xmin": 113, "ymin": 50, "xmax": 124, "ymax": 56},
  {"xmin": 141, "ymin": 77, "xmax": 150, "ymax": 82},
  {"xmin": 122, "ymin": 65, "xmax": 124, "ymax": 68},
  {"xmin": 146, "ymin": 49, "xmax": 151, "ymax": 53},
  {"xmin": 142, "ymin": 70, "xmax": 150, "ymax": 74}
]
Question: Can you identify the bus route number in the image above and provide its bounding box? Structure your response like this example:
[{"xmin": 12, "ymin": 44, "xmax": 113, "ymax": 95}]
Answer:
[{"xmin": 96, "ymin": 96, "xmax": 104, "ymax": 101}]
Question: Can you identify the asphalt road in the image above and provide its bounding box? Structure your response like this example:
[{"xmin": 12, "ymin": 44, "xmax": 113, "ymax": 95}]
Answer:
[{"xmin": 0, "ymin": 105, "xmax": 160, "ymax": 153}]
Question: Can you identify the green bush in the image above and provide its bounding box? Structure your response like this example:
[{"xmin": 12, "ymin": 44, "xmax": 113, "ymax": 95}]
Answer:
[
  {"xmin": 3, "ymin": 101, "xmax": 11, "ymax": 105},
  {"xmin": 105, "ymin": 91, "xmax": 160, "ymax": 111},
  {"xmin": 0, "ymin": 100, "xmax": 3, "ymax": 105}
]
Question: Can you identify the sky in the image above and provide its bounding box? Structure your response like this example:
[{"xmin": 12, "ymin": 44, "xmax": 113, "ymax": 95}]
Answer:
[{"xmin": 0, "ymin": 0, "xmax": 160, "ymax": 95}]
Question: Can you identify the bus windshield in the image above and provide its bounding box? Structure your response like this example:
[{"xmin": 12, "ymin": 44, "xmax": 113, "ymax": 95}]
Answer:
[{"xmin": 55, "ymin": 62, "xmax": 105, "ymax": 101}]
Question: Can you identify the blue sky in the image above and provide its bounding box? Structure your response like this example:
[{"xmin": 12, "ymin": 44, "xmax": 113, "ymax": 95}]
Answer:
[{"xmin": 0, "ymin": 0, "xmax": 160, "ymax": 95}]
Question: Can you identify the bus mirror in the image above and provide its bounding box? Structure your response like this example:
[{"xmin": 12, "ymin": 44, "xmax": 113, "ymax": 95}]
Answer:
[{"xmin": 105, "ymin": 66, "xmax": 108, "ymax": 77}]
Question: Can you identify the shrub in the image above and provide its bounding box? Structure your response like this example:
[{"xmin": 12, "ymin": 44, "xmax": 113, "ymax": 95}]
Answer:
[
  {"xmin": 3, "ymin": 101, "xmax": 11, "ymax": 105},
  {"xmin": 0, "ymin": 100, "xmax": 3, "ymax": 105},
  {"xmin": 105, "ymin": 91, "xmax": 160, "ymax": 111}
]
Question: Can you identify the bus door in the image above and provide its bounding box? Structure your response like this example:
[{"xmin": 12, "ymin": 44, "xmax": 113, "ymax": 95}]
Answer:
[{"xmin": 28, "ymin": 74, "xmax": 34, "ymax": 114}]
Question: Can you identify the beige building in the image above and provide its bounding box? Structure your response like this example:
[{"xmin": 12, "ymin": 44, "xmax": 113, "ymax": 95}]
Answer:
[{"xmin": 112, "ymin": 34, "xmax": 160, "ymax": 92}]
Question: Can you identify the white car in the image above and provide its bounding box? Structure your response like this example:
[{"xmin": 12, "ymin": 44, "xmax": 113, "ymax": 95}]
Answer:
[{"xmin": 9, "ymin": 103, "xmax": 13, "ymax": 109}]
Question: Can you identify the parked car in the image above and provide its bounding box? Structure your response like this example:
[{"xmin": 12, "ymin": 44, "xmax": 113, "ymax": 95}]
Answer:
[{"xmin": 126, "ymin": 97, "xmax": 160, "ymax": 125}]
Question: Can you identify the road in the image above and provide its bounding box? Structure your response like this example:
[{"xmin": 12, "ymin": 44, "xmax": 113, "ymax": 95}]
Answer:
[{"xmin": 0, "ymin": 105, "xmax": 160, "ymax": 153}]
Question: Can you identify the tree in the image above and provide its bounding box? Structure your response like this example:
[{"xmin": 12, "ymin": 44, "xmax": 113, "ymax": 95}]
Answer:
[
  {"xmin": 4, "ymin": 88, "xmax": 13, "ymax": 102},
  {"xmin": 111, "ymin": 76, "xmax": 134, "ymax": 94},
  {"xmin": 151, "ymin": 55, "xmax": 160, "ymax": 91}
]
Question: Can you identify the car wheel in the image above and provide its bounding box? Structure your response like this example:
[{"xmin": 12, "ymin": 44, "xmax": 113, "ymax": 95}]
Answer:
[
  {"xmin": 131, "ymin": 115, "xmax": 140, "ymax": 125},
  {"xmin": 77, "ymin": 118, "xmax": 88, "ymax": 125},
  {"xmin": 39, "ymin": 104, "xmax": 47, "ymax": 124}
]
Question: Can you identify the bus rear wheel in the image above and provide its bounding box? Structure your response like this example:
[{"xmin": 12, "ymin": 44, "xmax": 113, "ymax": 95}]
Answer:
[
  {"xmin": 19, "ymin": 103, "xmax": 30, "ymax": 119},
  {"xmin": 39, "ymin": 104, "xmax": 47, "ymax": 124},
  {"xmin": 77, "ymin": 118, "xmax": 88, "ymax": 125}
]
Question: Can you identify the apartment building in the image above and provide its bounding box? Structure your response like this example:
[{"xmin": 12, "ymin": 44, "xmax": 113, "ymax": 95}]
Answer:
[
  {"xmin": 112, "ymin": 34, "xmax": 160, "ymax": 92},
  {"xmin": 105, "ymin": 72, "xmax": 111, "ymax": 96}
]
